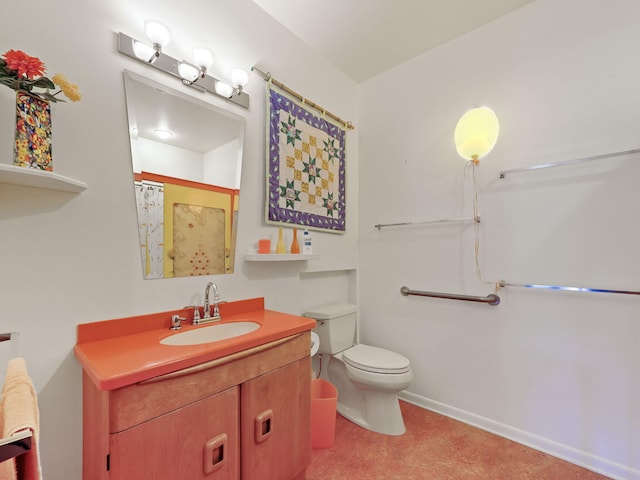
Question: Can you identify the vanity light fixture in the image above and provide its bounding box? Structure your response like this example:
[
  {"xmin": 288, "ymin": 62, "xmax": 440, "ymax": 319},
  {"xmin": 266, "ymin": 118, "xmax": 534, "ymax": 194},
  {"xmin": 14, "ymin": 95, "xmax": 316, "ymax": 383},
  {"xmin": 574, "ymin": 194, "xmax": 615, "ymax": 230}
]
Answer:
[
  {"xmin": 231, "ymin": 68, "xmax": 249, "ymax": 93},
  {"xmin": 177, "ymin": 61, "xmax": 201, "ymax": 83},
  {"xmin": 207, "ymin": 68, "xmax": 250, "ymax": 99},
  {"xmin": 132, "ymin": 19, "xmax": 171, "ymax": 63},
  {"xmin": 117, "ymin": 21, "xmax": 250, "ymax": 108},
  {"xmin": 193, "ymin": 48, "xmax": 214, "ymax": 72},
  {"xmin": 179, "ymin": 48, "xmax": 214, "ymax": 84},
  {"xmin": 214, "ymin": 81, "xmax": 234, "ymax": 98},
  {"xmin": 454, "ymin": 106, "xmax": 499, "ymax": 163},
  {"xmin": 145, "ymin": 19, "xmax": 172, "ymax": 47}
]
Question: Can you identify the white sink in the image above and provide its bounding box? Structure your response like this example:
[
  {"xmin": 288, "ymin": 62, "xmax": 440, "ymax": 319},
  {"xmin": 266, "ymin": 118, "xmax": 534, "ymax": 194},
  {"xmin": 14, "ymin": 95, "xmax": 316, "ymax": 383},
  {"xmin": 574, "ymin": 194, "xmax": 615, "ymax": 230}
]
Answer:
[{"xmin": 160, "ymin": 321, "xmax": 260, "ymax": 346}]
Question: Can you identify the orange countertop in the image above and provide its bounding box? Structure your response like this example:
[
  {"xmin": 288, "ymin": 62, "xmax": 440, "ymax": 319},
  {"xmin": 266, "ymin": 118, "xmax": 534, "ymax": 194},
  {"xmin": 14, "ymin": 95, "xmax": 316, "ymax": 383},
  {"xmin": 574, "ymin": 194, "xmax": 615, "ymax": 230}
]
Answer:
[{"xmin": 74, "ymin": 297, "xmax": 316, "ymax": 391}]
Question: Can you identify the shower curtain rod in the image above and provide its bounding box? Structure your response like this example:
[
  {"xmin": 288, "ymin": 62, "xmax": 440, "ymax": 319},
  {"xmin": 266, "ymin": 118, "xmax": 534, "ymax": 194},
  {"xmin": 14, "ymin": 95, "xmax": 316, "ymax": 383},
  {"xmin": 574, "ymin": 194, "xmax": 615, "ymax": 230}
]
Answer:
[
  {"xmin": 498, "ymin": 147, "xmax": 640, "ymax": 178},
  {"xmin": 400, "ymin": 286, "xmax": 501, "ymax": 306},
  {"xmin": 501, "ymin": 281, "xmax": 640, "ymax": 296},
  {"xmin": 251, "ymin": 65, "xmax": 355, "ymax": 130}
]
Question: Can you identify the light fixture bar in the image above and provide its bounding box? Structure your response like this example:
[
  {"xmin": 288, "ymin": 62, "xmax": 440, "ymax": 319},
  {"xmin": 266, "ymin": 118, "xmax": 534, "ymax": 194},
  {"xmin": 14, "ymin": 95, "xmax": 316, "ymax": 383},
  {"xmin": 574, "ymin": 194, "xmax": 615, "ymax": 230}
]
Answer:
[
  {"xmin": 498, "ymin": 147, "xmax": 640, "ymax": 179},
  {"xmin": 117, "ymin": 32, "xmax": 249, "ymax": 109}
]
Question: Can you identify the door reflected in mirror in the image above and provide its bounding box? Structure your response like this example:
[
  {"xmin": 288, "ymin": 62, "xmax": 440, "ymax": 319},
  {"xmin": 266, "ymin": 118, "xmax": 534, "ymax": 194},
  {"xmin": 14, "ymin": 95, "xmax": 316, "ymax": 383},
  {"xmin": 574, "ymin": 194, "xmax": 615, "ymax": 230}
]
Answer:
[{"xmin": 123, "ymin": 70, "xmax": 245, "ymax": 279}]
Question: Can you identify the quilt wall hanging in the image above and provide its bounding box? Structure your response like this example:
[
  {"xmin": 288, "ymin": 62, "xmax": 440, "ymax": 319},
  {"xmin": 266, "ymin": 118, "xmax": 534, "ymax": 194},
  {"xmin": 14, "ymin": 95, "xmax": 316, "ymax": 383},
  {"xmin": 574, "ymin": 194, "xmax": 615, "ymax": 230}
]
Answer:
[{"xmin": 266, "ymin": 82, "xmax": 347, "ymax": 233}]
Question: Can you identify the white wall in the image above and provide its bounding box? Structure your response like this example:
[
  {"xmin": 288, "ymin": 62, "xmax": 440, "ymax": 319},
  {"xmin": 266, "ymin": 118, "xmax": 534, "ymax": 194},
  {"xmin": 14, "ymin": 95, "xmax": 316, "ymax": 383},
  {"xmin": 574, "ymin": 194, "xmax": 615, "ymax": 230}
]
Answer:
[
  {"xmin": 358, "ymin": 0, "xmax": 639, "ymax": 478},
  {"xmin": 204, "ymin": 138, "xmax": 241, "ymax": 189},
  {"xmin": 135, "ymin": 137, "xmax": 204, "ymax": 180},
  {"xmin": 0, "ymin": 0, "xmax": 358, "ymax": 478}
]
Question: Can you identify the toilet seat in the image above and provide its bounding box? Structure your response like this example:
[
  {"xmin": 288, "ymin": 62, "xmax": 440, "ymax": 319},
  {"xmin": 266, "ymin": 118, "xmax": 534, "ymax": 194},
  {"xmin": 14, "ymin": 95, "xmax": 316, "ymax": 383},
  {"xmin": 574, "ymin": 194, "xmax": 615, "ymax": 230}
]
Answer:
[{"xmin": 342, "ymin": 344, "xmax": 411, "ymax": 374}]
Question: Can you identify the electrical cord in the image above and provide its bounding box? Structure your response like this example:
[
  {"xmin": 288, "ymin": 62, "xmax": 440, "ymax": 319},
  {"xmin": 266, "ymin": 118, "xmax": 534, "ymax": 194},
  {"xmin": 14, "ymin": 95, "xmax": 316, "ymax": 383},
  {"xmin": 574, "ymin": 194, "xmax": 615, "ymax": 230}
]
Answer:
[{"xmin": 465, "ymin": 160, "xmax": 502, "ymax": 294}]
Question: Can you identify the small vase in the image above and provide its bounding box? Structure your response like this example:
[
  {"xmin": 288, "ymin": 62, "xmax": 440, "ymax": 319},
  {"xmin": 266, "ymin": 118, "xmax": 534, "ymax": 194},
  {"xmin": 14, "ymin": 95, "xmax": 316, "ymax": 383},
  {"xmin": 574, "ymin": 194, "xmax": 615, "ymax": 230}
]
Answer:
[
  {"xmin": 290, "ymin": 228, "xmax": 300, "ymax": 254},
  {"xmin": 14, "ymin": 90, "xmax": 53, "ymax": 171},
  {"xmin": 275, "ymin": 227, "xmax": 286, "ymax": 254}
]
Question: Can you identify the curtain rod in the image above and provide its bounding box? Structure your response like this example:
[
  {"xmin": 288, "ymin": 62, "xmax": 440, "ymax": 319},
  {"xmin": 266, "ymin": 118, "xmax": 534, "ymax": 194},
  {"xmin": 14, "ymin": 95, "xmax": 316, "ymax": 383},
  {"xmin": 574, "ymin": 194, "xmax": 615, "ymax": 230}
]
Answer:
[{"xmin": 251, "ymin": 66, "xmax": 355, "ymax": 130}]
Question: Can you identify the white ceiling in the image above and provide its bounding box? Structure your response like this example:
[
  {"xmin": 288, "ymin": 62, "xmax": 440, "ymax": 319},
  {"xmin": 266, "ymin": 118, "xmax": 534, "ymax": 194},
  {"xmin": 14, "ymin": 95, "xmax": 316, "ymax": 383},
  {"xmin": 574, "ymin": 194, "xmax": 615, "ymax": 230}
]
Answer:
[{"xmin": 252, "ymin": 0, "xmax": 535, "ymax": 83}]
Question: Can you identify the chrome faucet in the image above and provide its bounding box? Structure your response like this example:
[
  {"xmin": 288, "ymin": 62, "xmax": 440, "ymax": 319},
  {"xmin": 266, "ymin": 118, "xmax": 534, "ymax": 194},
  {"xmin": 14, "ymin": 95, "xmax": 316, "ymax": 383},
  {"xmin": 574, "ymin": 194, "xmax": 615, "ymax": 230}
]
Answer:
[{"xmin": 203, "ymin": 282, "xmax": 221, "ymax": 321}]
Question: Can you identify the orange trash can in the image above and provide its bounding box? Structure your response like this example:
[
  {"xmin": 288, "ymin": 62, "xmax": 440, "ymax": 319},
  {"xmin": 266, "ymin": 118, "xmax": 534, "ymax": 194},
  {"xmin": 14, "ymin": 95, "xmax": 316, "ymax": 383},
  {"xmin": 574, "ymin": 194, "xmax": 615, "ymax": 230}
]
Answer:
[{"xmin": 311, "ymin": 378, "xmax": 338, "ymax": 448}]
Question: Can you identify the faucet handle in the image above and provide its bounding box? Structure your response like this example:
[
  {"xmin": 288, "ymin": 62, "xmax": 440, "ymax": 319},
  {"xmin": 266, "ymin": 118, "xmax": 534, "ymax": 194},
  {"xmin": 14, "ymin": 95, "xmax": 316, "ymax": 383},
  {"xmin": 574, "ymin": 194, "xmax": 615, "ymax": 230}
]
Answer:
[
  {"xmin": 170, "ymin": 315, "xmax": 188, "ymax": 330},
  {"xmin": 184, "ymin": 305, "xmax": 201, "ymax": 321},
  {"xmin": 212, "ymin": 300, "xmax": 228, "ymax": 319}
]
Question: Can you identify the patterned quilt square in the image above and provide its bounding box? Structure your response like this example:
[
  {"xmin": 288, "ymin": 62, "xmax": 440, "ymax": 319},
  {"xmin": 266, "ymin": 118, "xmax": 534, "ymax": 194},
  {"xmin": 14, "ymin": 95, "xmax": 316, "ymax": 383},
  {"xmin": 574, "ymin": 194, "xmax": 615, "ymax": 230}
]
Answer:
[{"xmin": 266, "ymin": 84, "xmax": 346, "ymax": 232}]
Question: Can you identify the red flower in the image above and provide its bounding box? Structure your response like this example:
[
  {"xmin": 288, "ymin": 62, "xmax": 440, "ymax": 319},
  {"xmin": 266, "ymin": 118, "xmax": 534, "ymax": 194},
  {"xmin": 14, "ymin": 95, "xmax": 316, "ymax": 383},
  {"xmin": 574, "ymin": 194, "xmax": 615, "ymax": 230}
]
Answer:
[{"xmin": 3, "ymin": 50, "xmax": 46, "ymax": 79}]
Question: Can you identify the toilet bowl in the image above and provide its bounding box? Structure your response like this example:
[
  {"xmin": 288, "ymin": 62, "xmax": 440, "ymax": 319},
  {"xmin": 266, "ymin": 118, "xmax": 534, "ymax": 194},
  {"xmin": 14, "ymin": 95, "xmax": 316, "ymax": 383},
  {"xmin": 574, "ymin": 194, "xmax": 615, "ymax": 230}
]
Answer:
[{"xmin": 305, "ymin": 303, "xmax": 413, "ymax": 436}]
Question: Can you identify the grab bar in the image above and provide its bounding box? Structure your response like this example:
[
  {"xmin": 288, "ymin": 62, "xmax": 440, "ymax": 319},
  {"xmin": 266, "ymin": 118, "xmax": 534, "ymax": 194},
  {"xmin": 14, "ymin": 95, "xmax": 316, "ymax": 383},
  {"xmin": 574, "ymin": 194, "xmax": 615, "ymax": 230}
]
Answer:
[{"xmin": 400, "ymin": 286, "xmax": 500, "ymax": 305}]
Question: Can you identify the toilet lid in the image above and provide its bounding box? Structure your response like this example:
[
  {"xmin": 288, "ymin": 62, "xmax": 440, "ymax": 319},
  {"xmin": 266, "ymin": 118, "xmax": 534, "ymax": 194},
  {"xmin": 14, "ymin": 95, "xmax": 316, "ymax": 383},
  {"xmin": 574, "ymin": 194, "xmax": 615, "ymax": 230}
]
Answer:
[{"xmin": 342, "ymin": 345, "xmax": 411, "ymax": 374}]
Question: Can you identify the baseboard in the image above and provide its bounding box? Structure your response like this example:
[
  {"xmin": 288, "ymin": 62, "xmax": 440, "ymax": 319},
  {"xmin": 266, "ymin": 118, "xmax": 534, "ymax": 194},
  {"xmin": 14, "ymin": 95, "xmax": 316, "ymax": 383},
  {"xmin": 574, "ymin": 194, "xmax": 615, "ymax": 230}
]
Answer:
[{"xmin": 398, "ymin": 391, "xmax": 640, "ymax": 480}]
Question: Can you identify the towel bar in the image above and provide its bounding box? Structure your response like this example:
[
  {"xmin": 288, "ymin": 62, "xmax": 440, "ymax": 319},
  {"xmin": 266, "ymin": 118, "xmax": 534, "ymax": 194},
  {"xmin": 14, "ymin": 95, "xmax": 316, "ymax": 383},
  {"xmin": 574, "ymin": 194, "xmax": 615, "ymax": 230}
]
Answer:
[
  {"xmin": 501, "ymin": 281, "xmax": 640, "ymax": 296},
  {"xmin": 498, "ymin": 147, "xmax": 640, "ymax": 178},
  {"xmin": 375, "ymin": 216, "xmax": 479, "ymax": 230},
  {"xmin": 0, "ymin": 430, "xmax": 32, "ymax": 463}
]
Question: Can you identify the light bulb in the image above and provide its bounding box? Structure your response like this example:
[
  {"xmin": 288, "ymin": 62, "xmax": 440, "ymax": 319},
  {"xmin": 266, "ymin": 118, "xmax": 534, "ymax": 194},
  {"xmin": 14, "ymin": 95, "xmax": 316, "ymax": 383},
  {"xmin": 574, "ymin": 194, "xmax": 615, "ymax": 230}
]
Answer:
[
  {"xmin": 154, "ymin": 129, "xmax": 173, "ymax": 140},
  {"xmin": 193, "ymin": 48, "xmax": 213, "ymax": 69},
  {"xmin": 178, "ymin": 62, "xmax": 200, "ymax": 83},
  {"xmin": 454, "ymin": 107, "xmax": 499, "ymax": 162},
  {"xmin": 144, "ymin": 19, "xmax": 171, "ymax": 47},
  {"xmin": 231, "ymin": 68, "xmax": 249, "ymax": 87},
  {"xmin": 132, "ymin": 40, "xmax": 155, "ymax": 61},
  {"xmin": 214, "ymin": 81, "xmax": 234, "ymax": 97}
]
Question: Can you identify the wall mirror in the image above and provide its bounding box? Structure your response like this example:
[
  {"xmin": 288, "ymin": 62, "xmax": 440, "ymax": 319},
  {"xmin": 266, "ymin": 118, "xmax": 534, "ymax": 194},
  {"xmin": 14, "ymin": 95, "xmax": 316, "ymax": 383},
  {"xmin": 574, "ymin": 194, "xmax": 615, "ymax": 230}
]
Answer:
[{"xmin": 123, "ymin": 70, "xmax": 245, "ymax": 279}]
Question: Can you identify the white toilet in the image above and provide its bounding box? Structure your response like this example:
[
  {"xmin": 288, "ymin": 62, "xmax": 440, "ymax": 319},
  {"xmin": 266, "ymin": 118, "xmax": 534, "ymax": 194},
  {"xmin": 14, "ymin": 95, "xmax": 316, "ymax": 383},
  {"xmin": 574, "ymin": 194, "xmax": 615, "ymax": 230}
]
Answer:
[{"xmin": 304, "ymin": 303, "xmax": 413, "ymax": 436}]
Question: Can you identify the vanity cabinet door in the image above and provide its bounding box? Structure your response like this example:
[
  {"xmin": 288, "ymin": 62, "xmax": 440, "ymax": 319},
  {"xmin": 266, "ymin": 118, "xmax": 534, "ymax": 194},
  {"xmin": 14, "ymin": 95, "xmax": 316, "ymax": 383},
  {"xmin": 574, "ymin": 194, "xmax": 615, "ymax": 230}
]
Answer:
[
  {"xmin": 109, "ymin": 386, "xmax": 240, "ymax": 480},
  {"xmin": 240, "ymin": 357, "xmax": 311, "ymax": 480}
]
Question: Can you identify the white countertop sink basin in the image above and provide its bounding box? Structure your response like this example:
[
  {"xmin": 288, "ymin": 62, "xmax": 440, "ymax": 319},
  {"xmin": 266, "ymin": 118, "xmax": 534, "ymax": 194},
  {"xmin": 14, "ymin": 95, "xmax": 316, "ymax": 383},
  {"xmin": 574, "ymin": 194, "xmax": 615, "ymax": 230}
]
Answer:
[{"xmin": 160, "ymin": 321, "xmax": 260, "ymax": 346}]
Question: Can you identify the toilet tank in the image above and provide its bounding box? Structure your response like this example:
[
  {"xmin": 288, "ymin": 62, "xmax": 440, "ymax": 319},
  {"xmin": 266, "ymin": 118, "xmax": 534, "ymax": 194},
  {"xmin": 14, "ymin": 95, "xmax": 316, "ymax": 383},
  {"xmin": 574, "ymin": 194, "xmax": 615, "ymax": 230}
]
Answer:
[{"xmin": 304, "ymin": 303, "xmax": 357, "ymax": 355}]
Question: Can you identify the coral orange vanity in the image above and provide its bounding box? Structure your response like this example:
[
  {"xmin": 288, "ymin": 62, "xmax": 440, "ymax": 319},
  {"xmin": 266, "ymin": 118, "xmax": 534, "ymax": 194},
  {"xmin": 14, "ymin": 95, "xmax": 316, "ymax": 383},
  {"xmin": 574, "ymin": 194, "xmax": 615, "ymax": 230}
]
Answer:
[{"xmin": 75, "ymin": 298, "xmax": 315, "ymax": 480}]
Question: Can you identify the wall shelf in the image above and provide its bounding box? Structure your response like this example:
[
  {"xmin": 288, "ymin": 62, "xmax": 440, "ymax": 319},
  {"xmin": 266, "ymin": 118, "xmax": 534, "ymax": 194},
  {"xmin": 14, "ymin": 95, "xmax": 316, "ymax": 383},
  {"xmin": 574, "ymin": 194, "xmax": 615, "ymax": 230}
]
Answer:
[
  {"xmin": 0, "ymin": 163, "xmax": 87, "ymax": 193},
  {"xmin": 244, "ymin": 253, "xmax": 318, "ymax": 262}
]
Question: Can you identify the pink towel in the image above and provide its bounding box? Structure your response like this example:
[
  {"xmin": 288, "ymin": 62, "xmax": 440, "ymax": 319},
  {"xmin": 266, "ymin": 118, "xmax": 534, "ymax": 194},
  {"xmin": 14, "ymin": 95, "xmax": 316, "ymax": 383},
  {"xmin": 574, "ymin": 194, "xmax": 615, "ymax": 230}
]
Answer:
[{"xmin": 0, "ymin": 357, "xmax": 41, "ymax": 480}]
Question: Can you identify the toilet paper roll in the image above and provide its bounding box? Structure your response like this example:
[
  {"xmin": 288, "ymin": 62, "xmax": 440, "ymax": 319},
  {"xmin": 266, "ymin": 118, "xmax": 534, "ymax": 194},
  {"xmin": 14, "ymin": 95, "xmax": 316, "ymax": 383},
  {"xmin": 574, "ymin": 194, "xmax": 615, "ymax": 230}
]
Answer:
[{"xmin": 310, "ymin": 331, "xmax": 320, "ymax": 356}]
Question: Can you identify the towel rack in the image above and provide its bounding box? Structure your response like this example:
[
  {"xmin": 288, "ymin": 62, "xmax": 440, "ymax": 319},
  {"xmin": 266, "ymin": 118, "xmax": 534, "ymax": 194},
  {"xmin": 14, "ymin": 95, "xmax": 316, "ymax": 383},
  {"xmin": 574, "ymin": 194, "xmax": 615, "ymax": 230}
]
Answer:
[
  {"xmin": 400, "ymin": 286, "xmax": 501, "ymax": 305},
  {"xmin": 501, "ymin": 281, "xmax": 640, "ymax": 296},
  {"xmin": 498, "ymin": 147, "xmax": 640, "ymax": 178},
  {"xmin": 375, "ymin": 216, "xmax": 479, "ymax": 230},
  {"xmin": 0, "ymin": 333, "xmax": 33, "ymax": 463},
  {"xmin": 0, "ymin": 430, "xmax": 32, "ymax": 463}
]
